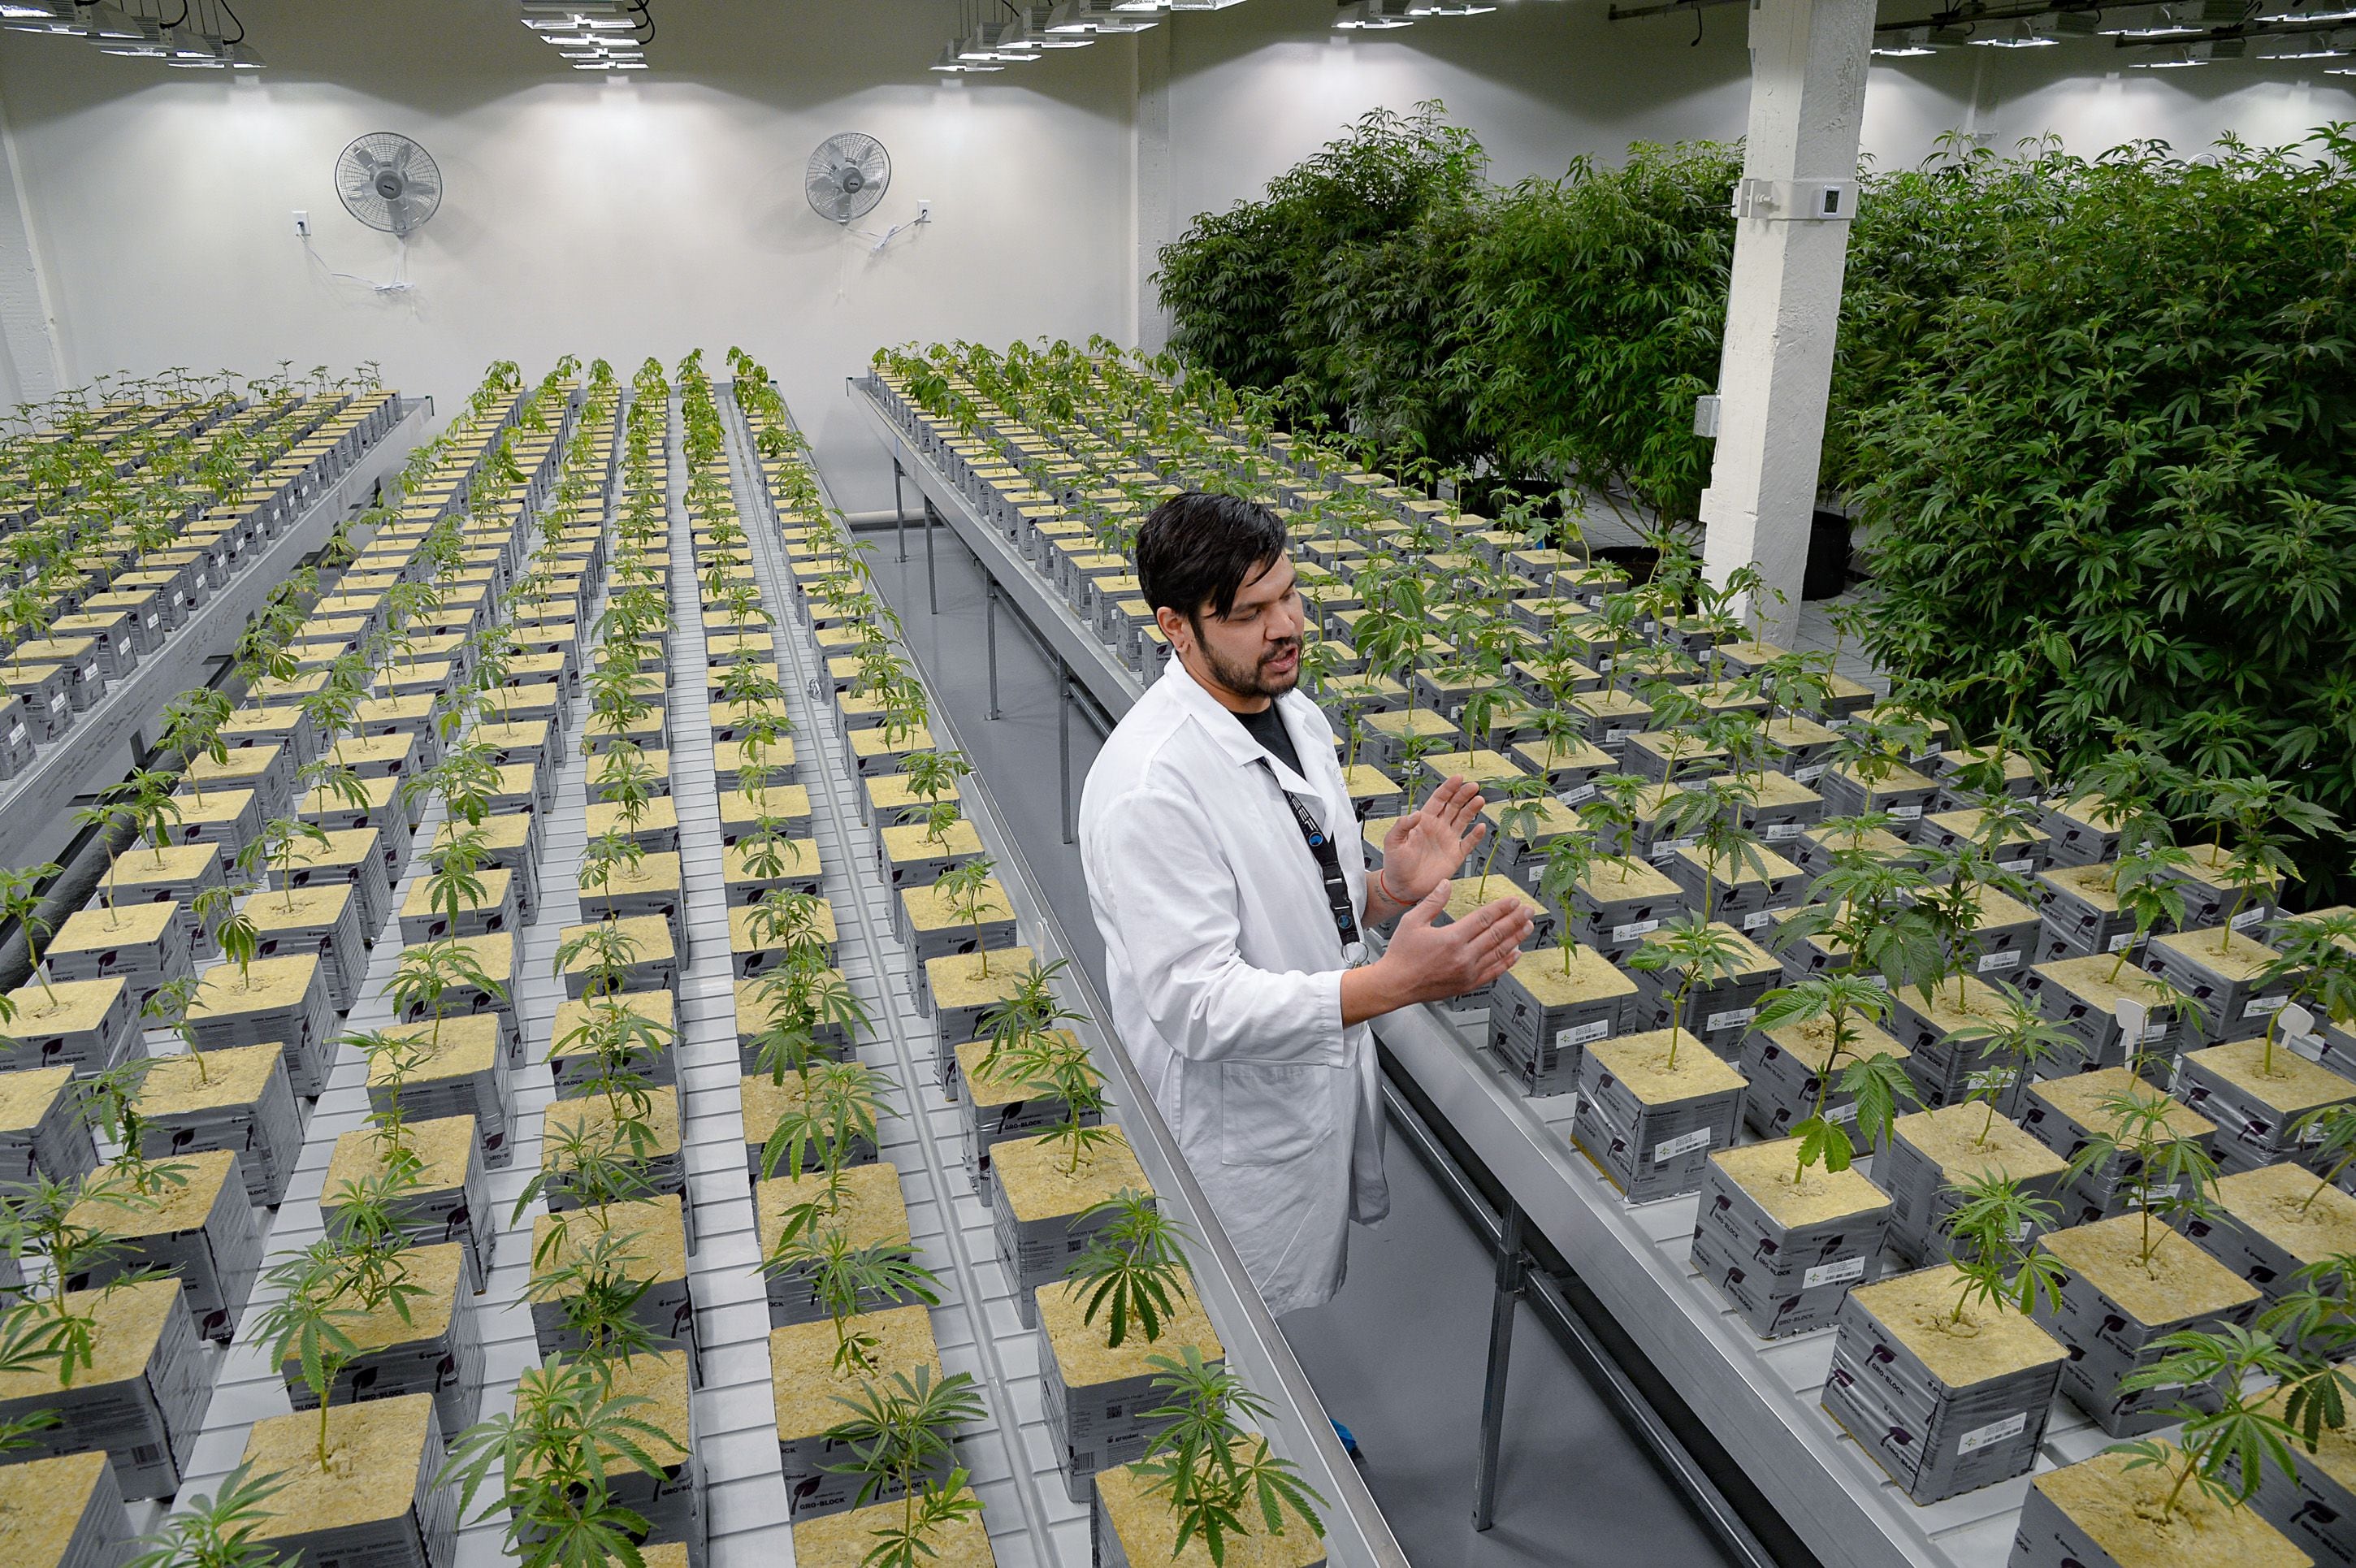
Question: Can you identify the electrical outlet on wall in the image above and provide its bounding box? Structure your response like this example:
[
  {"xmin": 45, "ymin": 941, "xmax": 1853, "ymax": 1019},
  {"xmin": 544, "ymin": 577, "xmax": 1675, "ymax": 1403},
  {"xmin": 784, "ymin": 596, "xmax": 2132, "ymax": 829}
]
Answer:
[
  {"xmin": 292, "ymin": 209, "xmax": 310, "ymax": 237},
  {"xmin": 917, "ymin": 199, "xmax": 933, "ymax": 223}
]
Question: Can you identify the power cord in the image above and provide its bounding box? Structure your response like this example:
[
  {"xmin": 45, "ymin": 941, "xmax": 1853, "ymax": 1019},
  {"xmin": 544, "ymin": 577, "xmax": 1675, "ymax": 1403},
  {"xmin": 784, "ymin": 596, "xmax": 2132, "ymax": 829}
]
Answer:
[
  {"xmin": 301, "ymin": 230, "xmax": 415, "ymax": 295},
  {"xmin": 847, "ymin": 209, "xmax": 932, "ymax": 255}
]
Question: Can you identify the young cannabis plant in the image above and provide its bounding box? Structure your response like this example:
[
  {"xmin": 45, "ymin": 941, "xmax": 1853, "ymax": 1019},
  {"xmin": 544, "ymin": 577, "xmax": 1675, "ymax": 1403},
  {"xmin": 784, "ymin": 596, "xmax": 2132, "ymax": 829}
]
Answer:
[
  {"xmin": 1067, "ymin": 1189, "xmax": 1194, "ymax": 1349},
  {"xmin": 1133, "ymin": 1346, "xmax": 1325, "ymax": 1568}
]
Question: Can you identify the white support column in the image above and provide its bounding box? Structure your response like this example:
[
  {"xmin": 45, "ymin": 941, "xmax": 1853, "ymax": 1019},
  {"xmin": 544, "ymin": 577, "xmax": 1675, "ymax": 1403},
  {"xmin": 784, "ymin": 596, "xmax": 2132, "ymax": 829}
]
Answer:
[{"xmin": 1696, "ymin": 0, "xmax": 1874, "ymax": 645}]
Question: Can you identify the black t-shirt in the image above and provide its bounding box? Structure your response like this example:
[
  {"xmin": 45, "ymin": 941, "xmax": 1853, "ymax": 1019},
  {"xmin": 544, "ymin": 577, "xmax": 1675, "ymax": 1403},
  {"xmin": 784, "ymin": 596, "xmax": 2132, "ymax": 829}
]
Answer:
[{"xmin": 1235, "ymin": 701, "xmax": 1305, "ymax": 779}]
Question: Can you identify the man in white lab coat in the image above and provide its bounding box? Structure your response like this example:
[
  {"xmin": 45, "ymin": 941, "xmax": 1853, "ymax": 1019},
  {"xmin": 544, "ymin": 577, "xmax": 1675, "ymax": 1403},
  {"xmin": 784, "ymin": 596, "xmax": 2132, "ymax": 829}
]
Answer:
[{"xmin": 1078, "ymin": 492, "xmax": 1534, "ymax": 1324}]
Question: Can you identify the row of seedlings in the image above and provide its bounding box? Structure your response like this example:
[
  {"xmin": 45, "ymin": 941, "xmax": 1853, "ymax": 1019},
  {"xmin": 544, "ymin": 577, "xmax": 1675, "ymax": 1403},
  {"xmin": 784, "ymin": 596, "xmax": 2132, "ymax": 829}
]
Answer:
[
  {"xmin": 737, "ymin": 348, "xmax": 1329, "ymax": 1568},
  {"xmin": 0, "ymin": 368, "xmax": 407, "ymax": 769},
  {"xmin": 185, "ymin": 358, "xmax": 590, "ymax": 1568},
  {"xmin": 870, "ymin": 340, "xmax": 2356, "ymax": 1568},
  {"xmin": 0, "ymin": 360, "xmax": 535, "ymax": 1568},
  {"xmin": 470, "ymin": 355, "xmax": 704, "ymax": 1568}
]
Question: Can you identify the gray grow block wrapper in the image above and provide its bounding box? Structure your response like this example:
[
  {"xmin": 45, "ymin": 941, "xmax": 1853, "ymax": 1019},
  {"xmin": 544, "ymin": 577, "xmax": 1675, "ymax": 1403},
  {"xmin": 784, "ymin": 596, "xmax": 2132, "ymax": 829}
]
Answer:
[
  {"xmin": 2020, "ymin": 953, "xmax": 2187, "ymax": 1076},
  {"xmin": 2146, "ymin": 926, "xmax": 2291, "ymax": 1044},
  {"xmin": 49, "ymin": 900, "xmax": 196, "ymax": 1010},
  {"xmin": 1484, "ymin": 945, "xmax": 1635, "ymax": 1098},
  {"xmin": 0, "ymin": 1065, "xmax": 96, "ymax": 1193},
  {"xmin": 2031, "ymin": 1214, "xmax": 2262, "ymax": 1436},
  {"xmin": 2185, "ymin": 1160, "xmax": 2356, "ymax": 1319},
  {"xmin": 770, "ymin": 1307, "xmax": 946, "ymax": 1521},
  {"xmin": 2032, "ymin": 862, "xmax": 2143, "ymax": 967},
  {"xmin": 1, "ymin": 977, "xmax": 140, "ymax": 1075},
  {"xmin": 2174, "ymin": 1039, "xmax": 2356, "ymax": 1176},
  {"xmin": 754, "ymin": 1164, "xmax": 910, "ymax": 1328},
  {"xmin": 2018, "ymin": 1066, "xmax": 2219, "ymax": 1226},
  {"xmin": 951, "ymin": 1040, "xmax": 1098, "ymax": 1200},
  {"xmin": 0, "ymin": 1449, "xmax": 135, "ymax": 1568},
  {"xmin": 1890, "ymin": 976, "xmax": 2044, "ymax": 1110},
  {"xmin": 1821, "ymin": 1263, "xmax": 2065, "ymax": 1505},
  {"xmin": 185, "ymin": 955, "xmax": 335, "ymax": 1099},
  {"xmin": 2249, "ymin": 1399, "xmax": 2356, "ymax": 1568},
  {"xmin": 1627, "ymin": 925, "xmax": 1780, "ymax": 1062},
  {"xmin": 529, "ymin": 1198, "xmax": 699, "ymax": 1377},
  {"xmin": 0, "ymin": 1276, "xmax": 211, "ymax": 1502},
  {"xmin": 991, "ymin": 1128, "xmax": 1149, "ymax": 1331},
  {"xmin": 1035, "ymin": 1281, "xmax": 1223, "ymax": 1479},
  {"xmin": 1691, "ymin": 1141, "xmax": 1890, "ymax": 1340},
  {"xmin": 282, "ymin": 1244, "xmax": 483, "ymax": 1446},
  {"xmin": 1564, "ymin": 858, "xmax": 1683, "ymax": 967},
  {"xmin": 2013, "ymin": 1447, "xmax": 2310, "ymax": 1568},
  {"xmin": 1570, "ymin": 1029, "xmax": 1747, "ymax": 1204},
  {"xmin": 240, "ymin": 1393, "xmax": 461, "ymax": 1568},
  {"xmin": 135, "ymin": 1042, "xmax": 306, "ymax": 1207},
  {"xmin": 1736, "ymin": 1016, "xmax": 1911, "ymax": 1141},
  {"xmin": 69, "ymin": 1149, "xmax": 261, "ymax": 1343},
  {"xmin": 325, "ymin": 1116, "xmax": 496, "ymax": 1294},
  {"xmin": 1877, "ymin": 1104, "xmax": 2069, "ymax": 1267}
]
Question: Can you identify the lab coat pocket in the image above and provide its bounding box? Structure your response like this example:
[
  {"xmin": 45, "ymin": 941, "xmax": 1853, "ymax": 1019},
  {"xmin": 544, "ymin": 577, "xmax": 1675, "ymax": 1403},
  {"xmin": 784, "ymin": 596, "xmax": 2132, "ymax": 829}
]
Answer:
[{"xmin": 1218, "ymin": 1061, "xmax": 1331, "ymax": 1167}]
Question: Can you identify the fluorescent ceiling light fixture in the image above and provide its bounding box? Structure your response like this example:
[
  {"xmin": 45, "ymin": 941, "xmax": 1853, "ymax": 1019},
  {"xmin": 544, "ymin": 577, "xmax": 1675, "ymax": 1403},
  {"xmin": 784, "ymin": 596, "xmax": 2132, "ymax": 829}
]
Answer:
[
  {"xmin": 930, "ymin": 40, "xmax": 1001, "ymax": 69},
  {"xmin": 2131, "ymin": 36, "xmax": 2244, "ymax": 62},
  {"xmin": 2259, "ymin": 1, "xmax": 2356, "ymax": 16},
  {"xmin": 2098, "ymin": 0, "xmax": 2241, "ymax": 28},
  {"xmin": 1011, "ymin": 4, "xmax": 1094, "ymax": 42},
  {"xmin": 1404, "ymin": 0, "xmax": 1498, "ymax": 12},
  {"xmin": 1872, "ymin": 24, "xmax": 1938, "ymax": 52},
  {"xmin": 1335, "ymin": 0, "xmax": 1415, "ymax": 26},
  {"xmin": 0, "ymin": 2, "xmax": 58, "ymax": 15},
  {"xmin": 1046, "ymin": 0, "xmax": 1158, "ymax": 30}
]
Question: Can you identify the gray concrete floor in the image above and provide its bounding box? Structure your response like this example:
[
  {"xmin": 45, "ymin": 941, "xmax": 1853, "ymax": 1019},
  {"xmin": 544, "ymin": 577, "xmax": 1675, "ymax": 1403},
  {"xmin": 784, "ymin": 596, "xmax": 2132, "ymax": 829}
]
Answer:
[{"xmin": 868, "ymin": 522, "xmax": 1739, "ymax": 1568}]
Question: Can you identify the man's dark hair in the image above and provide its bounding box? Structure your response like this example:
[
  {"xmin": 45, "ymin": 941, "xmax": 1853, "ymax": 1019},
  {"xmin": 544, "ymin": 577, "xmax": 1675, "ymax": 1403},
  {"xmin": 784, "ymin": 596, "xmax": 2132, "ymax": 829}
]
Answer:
[{"xmin": 1135, "ymin": 492, "xmax": 1288, "ymax": 622}]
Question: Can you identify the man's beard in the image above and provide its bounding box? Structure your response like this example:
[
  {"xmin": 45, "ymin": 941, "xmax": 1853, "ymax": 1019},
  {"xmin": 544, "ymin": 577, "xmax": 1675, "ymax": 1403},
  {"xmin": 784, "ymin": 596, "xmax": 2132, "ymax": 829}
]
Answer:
[{"xmin": 1200, "ymin": 635, "xmax": 1301, "ymax": 700}]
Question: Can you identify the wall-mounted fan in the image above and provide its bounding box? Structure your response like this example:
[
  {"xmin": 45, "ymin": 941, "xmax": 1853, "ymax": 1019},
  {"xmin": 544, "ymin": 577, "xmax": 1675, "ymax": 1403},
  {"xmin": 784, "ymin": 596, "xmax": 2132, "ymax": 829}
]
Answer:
[
  {"xmin": 807, "ymin": 132, "xmax": 890, "ymax": 224},
  {"xmin": 336, "ymin": 132, "xmax": 444, "ymax": 236}
]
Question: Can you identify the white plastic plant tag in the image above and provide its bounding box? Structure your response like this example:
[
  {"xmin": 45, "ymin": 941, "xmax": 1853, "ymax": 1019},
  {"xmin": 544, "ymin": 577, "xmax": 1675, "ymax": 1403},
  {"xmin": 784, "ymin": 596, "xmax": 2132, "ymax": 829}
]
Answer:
[
  {"xmin": 2282, "ymin": 1003, "xmax": 2318, "ymax": 1039},
  {"xmin": 1793, "ymin": 763, "xmax": 1829, "ymax": 783},
  {"xmin": 1652, "ymin": 1128, "xmax": 1713, "ymax": 1164},
  {"xmin": 2246, "ymin": 995, "xmax": 2289, "ymax": 1020},
  {"xmin": 1977, "ymin": 951, "xmax": 2022, "ymax": 972},
  {"xmin": 2114, "ymin": 997, "xmax": 2150, "ymax": 1042},
  {"xmin": 1826, "ymin": 1102, "xmax": 1859, "ymax": 1125},
  {"xmin": 2108, "ymin": 932, "xmax": 2137, "ymax": 953},
  {"xmin": 1956, "ymin": 1412, "xmax": 2029, "ymax": 1456},
  {"xmin": 1606, "ymin": 727, "xmax": 1635, "ymax": 744},
  {"xmin": 2138, "ymin": 1021, "xmax": 2168, "ymax": 1044},
  {"xmin": 1556, "ymin": 1020, "xmax": 1610, "ymax": 1051},
  {"xmin": 1998, "ymin": 857, "xmax": 2033, "ymax": 874},
  {"xmin": 1764, "ymin": 822, "xmax": 1804, "ymax": 842},
  {"xmin": 1706, "ymin": 1007, "xmax": 1756, "ymax": 1033},
  {"xmin": 1612, "ymin": 919, "xmax": 1660, "ymax": 944},
  {"xmin": 1966, "ymin": 1068, "xmax": 2017, "ymax": 1094},
  {"xmin": 2232, "ymin": 907, "xmax": 2268, "ymax": 930},
  {"xmin": 1890, "ymin": 803, "xmax": 1923, "ymax": 820},
  {"xmin": 1804, "ymin": 1256, "xmax": 1866, "ymax": 1289},
  {"xmin": 1561, "ymin": 782, "xmax": 1598, "ymax": 805},
  {"xmin": 1743, "ymin": 910, "xmax": 1775, "ymax": 931}
]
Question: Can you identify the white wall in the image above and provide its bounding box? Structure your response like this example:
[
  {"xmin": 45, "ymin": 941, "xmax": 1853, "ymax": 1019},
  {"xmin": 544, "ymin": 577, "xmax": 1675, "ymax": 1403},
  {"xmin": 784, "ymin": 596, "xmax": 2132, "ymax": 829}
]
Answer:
[
  {"xmin": 4, "ymin": 0, "xmax": 2352, "ymax": 506},
  {"xmin": 0, "ymin": 0, "xmax": 1143, "ymax": 511},
  {"xmin": 1155, "ymin": 0, "xmax": 2356, "ymax": 271}
]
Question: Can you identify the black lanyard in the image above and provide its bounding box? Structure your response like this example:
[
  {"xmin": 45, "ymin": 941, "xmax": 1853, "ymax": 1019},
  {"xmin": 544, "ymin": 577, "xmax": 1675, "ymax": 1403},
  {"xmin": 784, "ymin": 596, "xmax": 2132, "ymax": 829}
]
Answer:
[{"xmin": 1279, "ymin": 782, "xmax": 1361, "ymax": 949}]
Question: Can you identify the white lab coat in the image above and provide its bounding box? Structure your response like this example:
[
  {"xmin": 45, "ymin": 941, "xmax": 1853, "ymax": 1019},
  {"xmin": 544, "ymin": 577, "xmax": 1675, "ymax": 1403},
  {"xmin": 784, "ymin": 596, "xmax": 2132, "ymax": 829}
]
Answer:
[{"xmin": 1077, "ymin": 654, "xmax": 1388, "ymax": 1318}]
